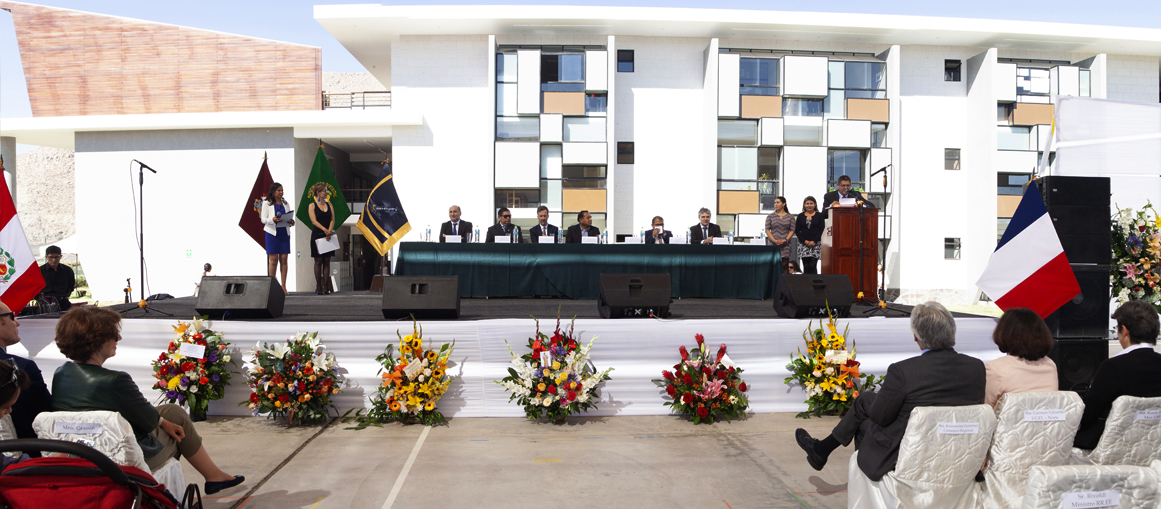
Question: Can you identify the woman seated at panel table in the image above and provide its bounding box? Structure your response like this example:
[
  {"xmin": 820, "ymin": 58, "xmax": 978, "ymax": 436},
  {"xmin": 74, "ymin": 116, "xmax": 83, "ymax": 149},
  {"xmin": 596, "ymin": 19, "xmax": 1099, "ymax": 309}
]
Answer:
[
  {"xmin": 50, "ymin": 307, "xmax": 246, "ymax": 495},
  {"xmin": 984, "ymin": 307, "xmax": 1058, "ymax": 409}
]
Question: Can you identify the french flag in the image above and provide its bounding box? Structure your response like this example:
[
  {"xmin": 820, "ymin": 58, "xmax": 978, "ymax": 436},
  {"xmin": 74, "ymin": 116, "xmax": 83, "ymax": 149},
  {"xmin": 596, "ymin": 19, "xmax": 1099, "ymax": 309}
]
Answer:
[
  {"xmin": 976, "ymin": 183, "xmax": 1080, "ymax": 318},
  {"xmin": 0, "ymin": 170, "xmax": 45, "ymax": 312}
]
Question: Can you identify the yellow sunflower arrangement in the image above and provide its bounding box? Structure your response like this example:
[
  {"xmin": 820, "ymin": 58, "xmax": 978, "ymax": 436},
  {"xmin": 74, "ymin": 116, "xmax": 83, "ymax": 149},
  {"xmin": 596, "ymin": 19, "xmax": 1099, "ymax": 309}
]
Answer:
[
  {"xmin": 344, "ymin": 319, "xmax": 456, "ymax": 428},
  {"xmin": 784, "ymin": 310, "xmax": 882, "ymax": 418}
]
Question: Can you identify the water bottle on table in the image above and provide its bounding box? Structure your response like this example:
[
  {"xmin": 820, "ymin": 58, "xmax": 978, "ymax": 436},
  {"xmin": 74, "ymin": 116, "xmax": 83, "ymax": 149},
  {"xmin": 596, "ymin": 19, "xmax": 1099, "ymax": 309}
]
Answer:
[
  {"xmin": 426, "ymin": 225, "xmax": 431, "ymax": 242},
  {"xmin": 728, "ymin": 229, "xmax": 734, "ymax": 244},
  {"xmin": 474, "ymin": 227, "xmax": 480, "ymax": 243}
]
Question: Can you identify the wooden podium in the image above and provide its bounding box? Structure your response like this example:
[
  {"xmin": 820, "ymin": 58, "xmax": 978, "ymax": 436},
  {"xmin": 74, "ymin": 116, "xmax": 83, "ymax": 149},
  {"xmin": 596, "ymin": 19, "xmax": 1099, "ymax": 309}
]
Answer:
[{"xmin": 821, "ymin": 206, "xmax": 879, "ymax": 301}]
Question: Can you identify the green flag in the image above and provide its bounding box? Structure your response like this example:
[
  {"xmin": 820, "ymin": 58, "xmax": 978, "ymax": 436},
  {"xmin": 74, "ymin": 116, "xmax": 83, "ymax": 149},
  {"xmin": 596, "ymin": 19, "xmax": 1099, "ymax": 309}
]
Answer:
[{"xmin": 296, "ymin": 147, "xmax": 352, "ymax": 228}]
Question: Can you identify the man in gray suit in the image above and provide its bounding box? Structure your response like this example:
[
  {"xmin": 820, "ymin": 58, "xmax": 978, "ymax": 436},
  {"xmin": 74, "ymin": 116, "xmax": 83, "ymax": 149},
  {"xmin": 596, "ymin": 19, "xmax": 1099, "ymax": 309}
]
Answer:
[{"xmin": 795, "ymin": 301, "xmax": 986, "ymax": 481}]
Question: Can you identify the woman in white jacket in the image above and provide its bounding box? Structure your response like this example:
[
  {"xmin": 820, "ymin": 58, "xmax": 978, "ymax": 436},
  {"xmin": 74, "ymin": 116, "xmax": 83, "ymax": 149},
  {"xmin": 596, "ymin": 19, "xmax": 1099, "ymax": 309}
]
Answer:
[{"xmin": 260, "ymin": 182, "xmax": 294, "ymax": 294}]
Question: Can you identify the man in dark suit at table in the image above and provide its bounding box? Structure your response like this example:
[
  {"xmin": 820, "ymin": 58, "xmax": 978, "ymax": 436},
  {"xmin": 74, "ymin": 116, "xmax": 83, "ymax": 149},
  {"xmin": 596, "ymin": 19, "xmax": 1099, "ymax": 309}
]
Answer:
[
  {"xmin": 439, "ymin": 205, "xmax": 473, "ymax": 243},
  {"xmin": 822, "ymin": 175, "xmax": 875, "ymax": 219},
  {"xmin": 688, "ymin": 208, "xmax": 722, "ymax": 245},
  {"xmin": 529, "ymin": 205, "xmax": 559, "ymax": 244},
  {"xmin": 794, "ymin": 301, "xmax": 986, "ymax": 481},
  {"xmin": 565, "ymin": 210, "xmax": 600, "ymax": 243},
  {"xmin": 485, "ymin": 207, "xmax": 523, "ymax": 243},
  {"xmin": 0, "ymin": 302, "xmax": 52, "ymax": 442},
  {"xmin": 644, "ymin": 216, "xmax": 673, "ymax": 245}
]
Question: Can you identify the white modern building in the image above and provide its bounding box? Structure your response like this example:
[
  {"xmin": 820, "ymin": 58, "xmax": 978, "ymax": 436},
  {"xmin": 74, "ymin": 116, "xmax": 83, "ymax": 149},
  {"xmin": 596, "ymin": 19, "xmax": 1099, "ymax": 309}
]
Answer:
[{"xmin": 2, "ymin": 2, "xmax": 1159, "ymax": 303}]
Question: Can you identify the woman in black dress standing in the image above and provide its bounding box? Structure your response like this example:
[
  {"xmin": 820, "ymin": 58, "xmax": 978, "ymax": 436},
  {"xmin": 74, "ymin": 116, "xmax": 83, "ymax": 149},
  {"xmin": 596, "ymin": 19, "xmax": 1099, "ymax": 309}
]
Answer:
[
  {"xmin": 308, "ymin": 182, "xmax": 336, "ymax": 295},
  {"xmin": 795, "ymin": 196, "xmax": 825, "ymax": 274}
]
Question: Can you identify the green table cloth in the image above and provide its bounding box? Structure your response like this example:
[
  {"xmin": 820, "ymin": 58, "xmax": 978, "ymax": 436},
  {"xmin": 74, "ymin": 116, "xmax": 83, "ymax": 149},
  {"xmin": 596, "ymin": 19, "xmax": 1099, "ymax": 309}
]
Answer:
[{"xmin": 395, "ymin": 242, "xmax": 781, "ymax": 300}]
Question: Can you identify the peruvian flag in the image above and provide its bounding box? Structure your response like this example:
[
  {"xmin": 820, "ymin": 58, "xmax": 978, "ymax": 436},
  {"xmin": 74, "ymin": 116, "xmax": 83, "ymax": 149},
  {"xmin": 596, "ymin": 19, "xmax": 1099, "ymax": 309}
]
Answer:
[
  {"xmin": 976, "ymin": 182, "xmax": 1080, "ymax": 318},
  {"xmin": 0, "ymin": 169, "xmax": 45, "ymax": 312}
]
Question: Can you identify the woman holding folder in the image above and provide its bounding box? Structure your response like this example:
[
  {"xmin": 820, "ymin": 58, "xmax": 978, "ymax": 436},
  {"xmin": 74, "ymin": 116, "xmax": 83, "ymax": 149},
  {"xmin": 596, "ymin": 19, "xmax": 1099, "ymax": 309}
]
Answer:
[
  {"xmin": 308, "ymin": 182, "xmax": 336, "ymax": 295},
  {"xmin": 261, "ymin": 183, "xmax": 294, "ymax": 295}
]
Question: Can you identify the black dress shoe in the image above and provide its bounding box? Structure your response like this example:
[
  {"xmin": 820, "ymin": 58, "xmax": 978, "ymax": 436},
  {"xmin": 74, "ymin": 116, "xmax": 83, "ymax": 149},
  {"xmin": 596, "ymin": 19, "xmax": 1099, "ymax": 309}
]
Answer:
[
  {"xmin": 205, "ymin": 475, "xmax": 245, "ymax": 495},
  {"xmin": 795, "ymin": 428, "xmax": 827, "ymax": 471}
]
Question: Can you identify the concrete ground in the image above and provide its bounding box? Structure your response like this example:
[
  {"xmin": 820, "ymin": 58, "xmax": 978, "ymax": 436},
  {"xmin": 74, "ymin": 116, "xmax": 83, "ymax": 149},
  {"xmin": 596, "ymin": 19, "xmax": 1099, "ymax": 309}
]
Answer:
[{"xmin": 182, "ymin": 413, "xmax": 852, "ymax": 509}]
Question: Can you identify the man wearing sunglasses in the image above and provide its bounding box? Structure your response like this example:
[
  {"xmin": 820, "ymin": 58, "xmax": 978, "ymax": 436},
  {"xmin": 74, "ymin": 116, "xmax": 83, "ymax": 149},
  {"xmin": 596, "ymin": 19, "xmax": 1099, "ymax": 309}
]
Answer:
[
  {"xmin": 38, "ymin": 245, "xmax": 75, "ymax": 312},
  {"xmin": 485, "ymin": 207, "xmax": 524, "ymax": 243},
  {"xmin": 0, "ymin": 303, "xmax": 52, "ymax": 442}
]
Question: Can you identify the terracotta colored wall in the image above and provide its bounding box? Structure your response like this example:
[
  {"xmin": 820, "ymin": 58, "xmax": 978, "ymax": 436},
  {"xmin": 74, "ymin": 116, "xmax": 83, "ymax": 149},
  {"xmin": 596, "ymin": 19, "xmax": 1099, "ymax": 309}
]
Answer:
[{"xmin": 1, "ymin": 1, "xmax": 321, "ymax": 116}]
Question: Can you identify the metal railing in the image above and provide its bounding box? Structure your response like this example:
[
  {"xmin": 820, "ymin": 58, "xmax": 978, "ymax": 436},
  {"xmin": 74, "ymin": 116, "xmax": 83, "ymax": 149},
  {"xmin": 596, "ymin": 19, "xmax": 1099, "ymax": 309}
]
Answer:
[{"xmin": 322, "ymin": 91, "xmax": 391, "ymax": 109}]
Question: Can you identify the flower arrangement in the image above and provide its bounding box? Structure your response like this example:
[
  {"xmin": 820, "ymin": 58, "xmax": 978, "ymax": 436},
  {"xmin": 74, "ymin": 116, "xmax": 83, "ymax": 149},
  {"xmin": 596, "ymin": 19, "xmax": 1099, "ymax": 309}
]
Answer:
[
  {"xmin": 496, "ymin": 318, "xmax": 613, "ymax": 422},
  {"xmin": 785, "ymin": 313, "xmax": 882, "ymax": 418},
  {"xmin": 242, "ymin": 332, "xmax": 343, "ymax": 426},
  {"xmin": 345, "ymin": 321, "xmax": 456, "ymax": 428},
  {"xmin": 150, "ymin": 317, "xmax": 235, "ymax": 420},
  {"xmin": 653, "ymin": 334, "xmax": 750, "ymax": 424},
  {"xmin": 1112, "ymin": 203, "xmax": 1161, "ymax": 312}
]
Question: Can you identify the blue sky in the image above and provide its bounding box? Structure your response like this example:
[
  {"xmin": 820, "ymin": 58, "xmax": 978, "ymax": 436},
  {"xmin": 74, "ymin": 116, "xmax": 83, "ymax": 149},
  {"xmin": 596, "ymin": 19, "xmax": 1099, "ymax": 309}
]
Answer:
[{"xmin": 2, "ymin": 0, "xmax": 1159, "ymax": 120}]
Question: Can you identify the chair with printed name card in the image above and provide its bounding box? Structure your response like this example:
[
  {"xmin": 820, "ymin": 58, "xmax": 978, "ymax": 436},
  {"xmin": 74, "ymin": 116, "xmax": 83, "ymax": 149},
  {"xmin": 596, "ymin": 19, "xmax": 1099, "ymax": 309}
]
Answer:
[
  {"xmin": 1021, "ymin": 465, "xmax": 1159, "ymax": 509},
  {"xmin": 1071, "ymin": 396, "xmax": 1161, "ymax": 467}
]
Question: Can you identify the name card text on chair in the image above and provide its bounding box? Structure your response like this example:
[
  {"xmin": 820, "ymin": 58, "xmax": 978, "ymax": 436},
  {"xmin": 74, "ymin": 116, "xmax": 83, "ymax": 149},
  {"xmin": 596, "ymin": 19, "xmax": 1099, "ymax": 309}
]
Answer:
[
  {"xmin": 54, "ymin": 422, "xmax": 104, "ymax": 435},
  {"xmin": 1062, "ymin": 490, "xmax": 1120, "ymax": 508},
  {"xmin": 936, "ymin": 422, "xmax": 979, "ymax": 434},
  {"xmin": 1023, "ymin": 409, "xmax": 1067, "ymax": 422},
  {"xmin": 1134, "ymin": 409, "xmax": 1161, "ymax": 421}
]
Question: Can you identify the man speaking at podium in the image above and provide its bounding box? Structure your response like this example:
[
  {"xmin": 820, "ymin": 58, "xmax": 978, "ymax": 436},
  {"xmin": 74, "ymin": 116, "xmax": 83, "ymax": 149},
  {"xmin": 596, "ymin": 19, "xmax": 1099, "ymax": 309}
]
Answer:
[{"xmin": 822, "ymin": 175, "xmax": 875, "ymax": 219}]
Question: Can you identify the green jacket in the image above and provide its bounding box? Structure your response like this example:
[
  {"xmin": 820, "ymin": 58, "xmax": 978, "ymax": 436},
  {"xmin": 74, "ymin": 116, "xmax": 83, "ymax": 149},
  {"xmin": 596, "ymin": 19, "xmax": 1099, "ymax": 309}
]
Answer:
[{"xmin": 51, "ymin": 362, "xmax": 163, "ymax": 459}]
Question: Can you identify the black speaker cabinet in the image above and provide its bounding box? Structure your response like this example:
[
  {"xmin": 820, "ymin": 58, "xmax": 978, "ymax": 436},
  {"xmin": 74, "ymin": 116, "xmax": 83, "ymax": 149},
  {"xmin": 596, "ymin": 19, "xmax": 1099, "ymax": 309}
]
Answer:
[
  {"xmin": 1045, "ymin": 265, "xmax": 1111, "ymax": 339},
  {"xmin": 1031, "ymin": 176, "xmax": 1111, "ymax": 264},
  {"xmin": 597, "ymin": 274, "xmax": 671, "ymax": 319},
  {"xmin": 195, "ymin": 276, "xmax": 284, "ymax": 319},
  {"xmin": 773, "ymin": 274, "xmax": 854, "ymax": 318},
  {"xmin": 381, "ymin": 276, "xmax": 460, "ymax": 320},
  {"xmin": 1049, "ymin": 339, "xmax": 1109, "ymax": 392}
]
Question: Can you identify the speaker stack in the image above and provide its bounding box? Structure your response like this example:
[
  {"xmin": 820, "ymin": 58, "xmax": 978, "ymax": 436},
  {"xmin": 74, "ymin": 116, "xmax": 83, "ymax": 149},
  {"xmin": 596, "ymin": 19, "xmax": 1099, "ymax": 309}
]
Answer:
[
  {"xmin": 597, "ymin": 274, "xmax": 672, "ymax": 319},
  {"xmin": 382, "ymin": 276, "xmax": 461, "ymax": 320},
  {"xmin": 195, "ymin": 276, "xmax": 285, "ymax": 319},
  {"xmin": 773, "ymin": 274, "xmax": 854, "ymax": 319},
  {"xmin": 1029, "ymin": 176, "xmax": 1112, "ymax": 392}
]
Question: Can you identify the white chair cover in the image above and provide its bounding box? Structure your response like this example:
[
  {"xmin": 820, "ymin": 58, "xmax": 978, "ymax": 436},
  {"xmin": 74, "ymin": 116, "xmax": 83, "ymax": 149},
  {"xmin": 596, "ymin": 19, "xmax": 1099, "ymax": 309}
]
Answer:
[
  {"xmin": 981, "ymin": 391, "xmax": 1085, "ymax": 509},
  {"xmin": 0, "ymin": 414, "xmax": 20, "ymax": 459},
  {"xmin": 33, "ymin": 411, "xmax": 150, "ymax": 472},
  {"xmin": 1021, "ymin": 465, "xmax": 1160, "ymax": 509},
  {"xmin": 1071, "ymin": 396, "xmax": 1161, "ymax": 466},
  {"xmin": 151, "ymin": 457, "xmax": 186, "ymax": 499},
  {"xmin": 847, "ymin": 404, "xmax": 998, "ymax": 509}
]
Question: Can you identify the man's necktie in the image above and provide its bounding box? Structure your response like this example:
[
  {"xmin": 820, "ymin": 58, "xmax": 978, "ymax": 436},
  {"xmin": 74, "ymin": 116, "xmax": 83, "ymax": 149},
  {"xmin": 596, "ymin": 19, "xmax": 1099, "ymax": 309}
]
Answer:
[
  {"xmin": 703, "ymin": 226, "xmax": 708, "ymax": 240},
  {"xmin": 452, "ymin": 223, "xmax": 457, "ymax": 236}
]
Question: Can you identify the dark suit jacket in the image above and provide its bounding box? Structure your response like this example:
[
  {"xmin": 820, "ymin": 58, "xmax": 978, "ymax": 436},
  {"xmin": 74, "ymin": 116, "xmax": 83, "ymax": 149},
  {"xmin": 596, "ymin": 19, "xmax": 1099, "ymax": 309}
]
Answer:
[
  {"xmin": 689, "ymin": 223, "xmax": 722, "ymax": 245},
  {"xmin": 565, "ymin": 224, "xmax": 600, "ymax": 244},
  {"xmin": 530, "ymin": 224, "xmax": 559, "ymax": 243},
  {"xmin": 439, "ymin": 220, "xmax": 472, "ymax": 243},
  {"xmin": 485, "ymin": 223, "xmax": 524, "ymax": 243},
  {"xmin": 52, "ymin": 362, "xmax": 164, "ymax": 458},
  {"xmin": 0, "ymin": 349, "xmax": 51, "ymax": 440},
  {"xmin": 822, "ymin": 190, "xmax": 875, "ymax": 219},
  {"xmin": 644, "ymin": 230, "xmax": 673, "ymax": 245},
  {"xmin": 1074, "ymin": 346, "xmax": 1161, "ymax": 449},
  {"xmin": 857, "ymin": 348, "xmax": 986, "ymax": 481},
  {"xmin": 794, "ymin": 212, "xmax": 825, "ymax": 243}
]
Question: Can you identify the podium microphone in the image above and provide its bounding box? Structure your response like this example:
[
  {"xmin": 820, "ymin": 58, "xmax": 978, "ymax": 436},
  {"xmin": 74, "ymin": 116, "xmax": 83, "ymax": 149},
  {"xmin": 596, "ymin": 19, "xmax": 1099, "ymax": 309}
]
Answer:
[{"xmin": 133, "ymin": 160, "xmax": 157, "ymax": 173}]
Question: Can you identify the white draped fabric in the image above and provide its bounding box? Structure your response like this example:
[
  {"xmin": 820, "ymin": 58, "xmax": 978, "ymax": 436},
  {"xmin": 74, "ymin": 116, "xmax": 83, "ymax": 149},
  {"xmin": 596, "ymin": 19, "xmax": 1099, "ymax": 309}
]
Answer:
[{"xmin": 12, "ymin": 316, "xmax": 1002, "ymax": 418}]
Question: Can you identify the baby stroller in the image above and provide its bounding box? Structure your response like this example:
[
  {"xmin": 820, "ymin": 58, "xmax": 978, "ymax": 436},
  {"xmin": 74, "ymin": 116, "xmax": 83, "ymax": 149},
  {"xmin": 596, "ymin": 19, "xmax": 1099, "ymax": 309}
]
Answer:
[{"xmin": 0, "ymin": 439, "xmax": 201, "ymax": 509}]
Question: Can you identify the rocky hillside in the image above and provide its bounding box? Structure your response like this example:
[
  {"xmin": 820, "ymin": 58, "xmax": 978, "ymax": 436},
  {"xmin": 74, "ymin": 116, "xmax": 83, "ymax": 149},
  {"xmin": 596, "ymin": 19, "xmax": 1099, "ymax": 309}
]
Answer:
[
  {"xmin": 322, "ymin": 72, "xmax": 387, "ymax": 93},
  {"xmin": 16, "ymin": 147, "xmax": 74, "ymax": 247}
]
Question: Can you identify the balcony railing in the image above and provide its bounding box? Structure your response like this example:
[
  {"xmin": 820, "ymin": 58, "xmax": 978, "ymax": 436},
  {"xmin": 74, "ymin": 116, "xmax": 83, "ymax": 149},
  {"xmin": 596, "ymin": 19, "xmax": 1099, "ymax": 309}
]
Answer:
[{"xmin": 322, "ymin": 91, "xmax": 391, "ymax": 109}]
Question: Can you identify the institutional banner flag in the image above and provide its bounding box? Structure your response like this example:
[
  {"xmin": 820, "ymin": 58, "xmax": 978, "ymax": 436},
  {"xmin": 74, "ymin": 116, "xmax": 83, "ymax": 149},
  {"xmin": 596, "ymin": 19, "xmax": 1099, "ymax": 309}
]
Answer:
[
  {"xmin": 356, "ymin": 161, "xmax": 411, "ymax": 255},
  {"xmin": 976, "ymin": 182, "xmax": 1080, "ymax": 318},
  {"xmin": 238, "ymin": 154, "xmax": 274, "ymax": 249},
  {"xmin": 0, "ymin": 162, "xmax": 45, "ymax": 312},
  {"xmin": 296, "ymin": 147, "xmax": 351, "ymax": 228}
]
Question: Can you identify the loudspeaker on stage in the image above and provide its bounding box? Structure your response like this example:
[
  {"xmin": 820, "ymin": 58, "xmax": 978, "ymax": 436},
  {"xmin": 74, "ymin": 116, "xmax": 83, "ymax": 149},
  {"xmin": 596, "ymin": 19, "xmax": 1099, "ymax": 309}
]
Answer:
[
  {"xmin": 195, "ymin": 276, "xmax": 285, "ymax": 319},
  {"xmin": 381, "ymin": 276, "xmax": 461, "ymax": 320},
  {"xmin": 597, "ymin": 274, "xmax": 671, "ymax": 319},
  {"xmin": 773, "ymin": 274, "xmax": 853, "ymax": 319}
]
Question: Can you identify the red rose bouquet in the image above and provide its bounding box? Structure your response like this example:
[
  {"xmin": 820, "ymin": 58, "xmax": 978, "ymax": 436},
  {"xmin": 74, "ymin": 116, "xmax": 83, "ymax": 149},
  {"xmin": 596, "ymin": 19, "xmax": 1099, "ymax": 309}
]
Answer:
[
  {"xmin": 241, "ymin": 332, "xmax": 344, "ymax": 426},
  {"xmin": 151, "ymin": 317, "xmax": 235, "ymax": 421},
  {"xmin": 496, "ymin": 318, "xmax": 613, "ymax": 422},
  {"xmin": 653, "ymin": 334, "xmax": 749, "ymax": 424}
]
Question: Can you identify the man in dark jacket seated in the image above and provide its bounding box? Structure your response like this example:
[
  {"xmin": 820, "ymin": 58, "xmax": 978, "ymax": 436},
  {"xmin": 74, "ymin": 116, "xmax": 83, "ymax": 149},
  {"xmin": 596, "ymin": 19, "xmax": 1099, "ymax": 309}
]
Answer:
[
  {"xmin": 1074, "ymin": 300, "xmax": 1161, "ymax": 449},
  {"xmin": 795, "ymin": 301, "xmax": 986, "ymax": 481}
]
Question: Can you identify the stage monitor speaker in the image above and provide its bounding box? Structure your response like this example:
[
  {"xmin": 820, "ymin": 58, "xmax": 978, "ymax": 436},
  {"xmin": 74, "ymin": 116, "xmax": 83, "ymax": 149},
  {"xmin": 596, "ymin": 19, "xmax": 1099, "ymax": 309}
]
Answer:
[
  {"xmin": 1048, "ymin": 339, "xmax": 1109, "ymax": 392},
  {"xmin": 773, "ymin": 274, "xmax": 853, "ymax": 319},
  {"xmin": 597, "ymin": 274, "xmax": 671, "ymax": 319},
  {"xmin": 1031, "ymin": 176, "xmax": 1111, "ymax": 264},
  {"xmin": 1045, "ymin": 264, "xmax": 1111, "ymax": 339},
  {"xmin": 195, "ymin": 276, "xmax": 284, "ymax": 319},
  {"xmin": 381, "ymin": 276, "xmax": 460, "ymax": 320}
]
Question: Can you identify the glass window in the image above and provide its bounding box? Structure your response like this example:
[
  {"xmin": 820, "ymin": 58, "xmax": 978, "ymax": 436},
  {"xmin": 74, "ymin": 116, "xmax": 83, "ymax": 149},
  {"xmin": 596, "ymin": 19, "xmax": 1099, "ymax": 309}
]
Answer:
[
  {"xmin": 870, "ymin": 124, "xmax": 887, "ymax": 148},
  {"xmin": 541, "ymin": 54, "xmax": 559, "ymax": 83},
  {"xmin": 945, "ymin": 148, "xmax": 961, "ymax": 171},
  {"xmin": 718, "ymin": 120, "xmax": 758, "ymax": 146},
  {"xmin": 540, "ymin": 179, "xmax": 562, "ymax": 210},
  {"xmin": 617, "ymin": 50, "xmax": 634, "ymax": 72},
  {"xmin": 541, "ymin": 83, "xmax": 585, "ymax": 92},
  {"xmin": 740, "ymin": 57, "xmax": 779, "ymax": 95},
  {"xmin": 617, "ymin": 142, "xmax": 634, "ymax": 164},
  {"xmin": 562, "ymin": 118, "xmax": 605, "ymax": 142},
  {"xmin": 585, "ymin": 93, "xmax": 607, "ymax": 115},
  {"xmin": 718, "ymin": 182, "xmax": 755, "ymax": 191},
  {"xmin": 718, "ymin": 147, "xmax": 758, "ymax": 180},
  {"xmin": 1016, "ymin": 67, "xmax": 1050, "ymax": 95},
  {"xmin": 541, "ymin": 145, "xmax": 562, "ymax": 179},
  {"xmin": 845, "ymin": 62, "xmax": 886, "ymax": 91},
  {"xmin": 997, "ymin": 126, "xmax": 1033, "ymax": 151},
  {"xmin": 495, "ymin": 188, "xmax": 541, "ymax": 209},
  {"xmin": 944, "ymin": 238, "xmax": 961, "ymax": 260},
  {"xmin": 497, "ymin": 53, "xmax": 518, "ymax": 83},
  {"xmin": 997, "ymin": 173, "xmax": 1031, "ymax": 195},
  {"xmin": 845, "ymin": 89, "xmax": 887, "ymax": 99},
  {"xmin": 1079, "ymin": 69, "xmax": 1091, "ymax": 97},
  {"xmin": 827, "ymin": 149, "xmax": 865, "ymax": 188},
  {"xmin": 824, "ymin": 89, "xmax": 845, "ymax": 119},
  {"xmin": 496, "ymin": 117, "xmax": 540, "ymax": 141},
  {"xmin": 558, "ymin": 54, "xmax": 584, "ymax": 82},
  {"xmin": 783, "ymin": 125, "xmax": 822, "ymax": 146},
  {"xmin": 561, "ymin": 166, "xmax": 606, "ymax": 179},
  {"xmin": 997, "ymin": 218, "xmax": 1011, "ymax": 241},
  {"xmin": 562, "ymin": 179, "xmax": 607, "ymax": 189},
  {"xmin": 496, "ymin": 83, "xmax": 518, "ymax": 116},
  {"xmin": 782, "ymin": 98, "xmax": 823, "ymax": 117},
  {"xmin": 757, "ymin": 147, "xmax": 779, "ymax": 182},
  {"xmin": 828, "ymin": 60, "xmax": 845, "ymax": 89},
  {"xmin": 997, "ymin": 103, "xmax": 1013, "ymax": 124},
  {"xmin": 945, "ymin": 60, "xmax": 961, "ymax": 82}
]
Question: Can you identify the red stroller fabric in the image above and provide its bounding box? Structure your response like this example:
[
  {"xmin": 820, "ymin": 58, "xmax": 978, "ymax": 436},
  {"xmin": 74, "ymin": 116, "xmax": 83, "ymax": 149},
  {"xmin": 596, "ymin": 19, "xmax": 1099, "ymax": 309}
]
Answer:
[{"xmin": 0, "ymin": 457, "xmax": 177, "ymax": 509}]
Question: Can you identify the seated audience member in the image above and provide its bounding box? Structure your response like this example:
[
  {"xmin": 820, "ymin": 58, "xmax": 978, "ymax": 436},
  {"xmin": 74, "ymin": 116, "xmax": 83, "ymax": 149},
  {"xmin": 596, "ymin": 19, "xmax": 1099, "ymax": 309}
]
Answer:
[
  {"xmin": 1074, "ymin": 300, "xmax": 1161, "ymax": 450},
  {"xmin": 39, "ymin": 245, "xmax": 75, "ymax": 311},
  {"xmin": 0, "ymin": 360, "xmax": 31, "ymax": 467},
  {"xmin": 485, "ymin": 207, "xmax": 523, "ymax": 243},
  {"xmin": 439, "ymin": 205, "xmax": 472, "ymax": 243},
  {"xmin": 984, "ymin": 307, "xmax": 1058, "ymax": 408},
  {"xmin": 689, "ymin": 208, "xmax": 721, "ymax": 245},
  {"xmin": 644, "ymin": 216, "xmax": 672, "ymax": 245},
  {"xmin": 0, "ymin": 302, "xmax": 51, "ymax": 441},
  {"xmin": 51, "ymin": 307, "xmax": 245, "ymax": 494},
  {"xmin": 795, "ymin": 301, "xmax": 986, "ymax": 481},
  {"xmin": 530, "ymin": 205, "xmax": 559, "ymax": 243},
  {"xmin": 565, "ymin": 211, "xmax": 600, "ymax": 243}
]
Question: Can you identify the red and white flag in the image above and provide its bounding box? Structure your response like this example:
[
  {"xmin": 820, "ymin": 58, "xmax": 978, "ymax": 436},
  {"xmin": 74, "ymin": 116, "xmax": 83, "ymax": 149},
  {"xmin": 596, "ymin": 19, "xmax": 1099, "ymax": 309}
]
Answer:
[{"xmin": 0, "ymin": 165, "xmax": 45, "ymax": 312}]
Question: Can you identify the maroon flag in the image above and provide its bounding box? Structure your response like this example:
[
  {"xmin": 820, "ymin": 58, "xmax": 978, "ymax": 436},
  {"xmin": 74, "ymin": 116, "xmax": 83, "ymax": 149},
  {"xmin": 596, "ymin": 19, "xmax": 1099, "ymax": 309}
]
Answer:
[{"xmin": 238, "ymin": 154, "xmax": 274, "ymax": 248}]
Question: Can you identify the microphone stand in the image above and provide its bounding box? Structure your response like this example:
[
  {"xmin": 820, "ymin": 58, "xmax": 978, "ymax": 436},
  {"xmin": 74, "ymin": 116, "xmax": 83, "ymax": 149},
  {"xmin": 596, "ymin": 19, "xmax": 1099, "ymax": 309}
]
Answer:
[
  {"xmin": 121, "ymin": 160, "xmax": 172, "ymax": 317},
  {"xmin": 861, "ymin": 165, "xmax": 893, "ymax": 317}
]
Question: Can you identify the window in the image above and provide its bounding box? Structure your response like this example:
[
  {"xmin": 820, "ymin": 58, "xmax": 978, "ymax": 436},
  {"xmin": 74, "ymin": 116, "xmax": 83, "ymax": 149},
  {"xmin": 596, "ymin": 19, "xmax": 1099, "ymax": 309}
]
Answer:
[
  {"xmin": 1016, "ymin": 67, "xmax": 1050, "ymax": 96},
  {"xmin": 562, "ymin": 118, "xmax": 605, "ymax": 142},
  {"xmin": 997, "ymin": 126, "xmax": 1033, "ymax": 151},
  {"xmin": 739, "ymin": 57, "xmax": 779, "ymax": 96},
  {"xmin": 845, "ymin": 61, "xmax": 886, "ymax": 99},
  {"xmin": 617, "ymin": 142, "xmax": 634, "ymax": 164},
  {"xmin": 585, "ymin": 93, "xmax": 607, "ymax": 115},
  {"xmin": 497, "ymin": 52, "xmax": 518, "ymax": 83},
  {"xmin": 783, "ymin": 125, "xmax": 823, "ymax": 146},
  {"xmin": 718, "ymin": 147, "xmax": 758, "ymax": 181},
  {"xmin": 870, "ymin": 123, "xmax": 887, "ymax": 148},
  {"xmin": 782, "ymin": 98, "xmax": 823, "ymax": 117},
  {"xmin": 827, "ymin": 150, "xmax": 865, "ymax": 189},
  {"xmin": 1079, "ymin": 69, "xmax": 1091, "ymax": 97},
  {"xmin": 496, "ymin": 117, "xmax": 539, "ymax": 141},
  {"xmin": 944, "ymin": 238, "xmax": 961, "ymax": 260},
  {"xmin": 997, "ymin": 103, "xmax": 1014, "ymax": 124},
  {"xmin": 541, "ymin": 53, "xmax": 584, "ymax": 84},
  {"xmin": 495, "ymin": 188, "xmax": 541, "ymax": 209},
  {"xmin": 617, "ymin": 50, "xmax": 634, "ymax": 72},
  {"xmin": 757, "ymin": 147, "xmax": 780, "ymax": 211},
  {"xmin": 561, "ymin": 166, "xmax": 607, "ymax": 188},
  {"xmin": 718, "ymin": 120, "xmax": 758, "ymax": 146},
  {"xmin": 944, "ymin": 149, "xmax": 961, "ymax": 171},
  {"xmin": 997, "ymin": 218, "xmax": 1011, "ymax": 241},
  {"xmin": 944, "ymin": 60, "xmax": 961, "ymax": 82},
  {"xmin": 997, "ymin": 173, "xmax": 1031, "ymax": 195}
]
